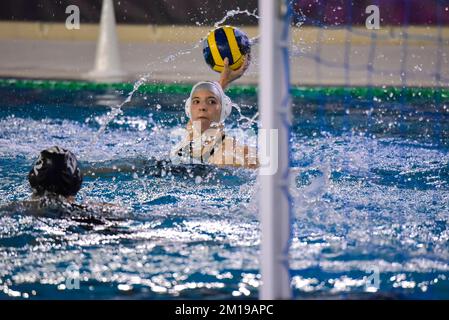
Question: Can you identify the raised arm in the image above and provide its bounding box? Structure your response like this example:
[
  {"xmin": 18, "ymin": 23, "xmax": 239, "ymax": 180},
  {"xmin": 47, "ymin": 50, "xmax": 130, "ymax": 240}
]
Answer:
[{"xmin": 219, "ymin": 54, "xmax": 250, "ymax": 90}]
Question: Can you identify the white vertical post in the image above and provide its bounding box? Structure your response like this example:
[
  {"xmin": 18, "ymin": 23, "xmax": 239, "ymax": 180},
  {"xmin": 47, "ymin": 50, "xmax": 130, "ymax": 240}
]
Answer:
[
  {"xmin": 88, "ymin": 0, "xmax": 124, "ymax": 79},
  {"xmin": 258, "ymin": 0, "xmax": 292, "ymax": 299}
]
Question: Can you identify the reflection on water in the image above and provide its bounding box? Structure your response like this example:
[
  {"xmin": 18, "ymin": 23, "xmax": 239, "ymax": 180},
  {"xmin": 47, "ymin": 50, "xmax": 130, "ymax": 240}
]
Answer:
[{"xmin": 0, "ymin": 87, "xmax": 448, "ymax": 299}]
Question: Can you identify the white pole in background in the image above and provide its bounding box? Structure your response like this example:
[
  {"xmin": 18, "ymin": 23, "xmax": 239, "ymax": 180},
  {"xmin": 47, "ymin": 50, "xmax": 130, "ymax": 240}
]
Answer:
[
  {"xmin": 87, "ymin": 0, "xmax": 125, "ymax": 79},
  {"xmin": 258, "ymin": 0, "xmax": 292, "ymax": 300}
]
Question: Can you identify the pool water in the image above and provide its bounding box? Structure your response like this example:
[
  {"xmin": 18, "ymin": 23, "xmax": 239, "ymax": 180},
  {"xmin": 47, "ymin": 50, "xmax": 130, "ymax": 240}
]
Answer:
[{"xmin": 0, "ymin": 85, "xmax": 448, "ymax": 299}]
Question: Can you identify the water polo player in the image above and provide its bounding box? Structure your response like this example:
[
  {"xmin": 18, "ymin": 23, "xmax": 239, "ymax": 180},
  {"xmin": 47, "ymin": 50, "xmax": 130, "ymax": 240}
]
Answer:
[{"xmin": 170, "ymin": 55, "xmax": 258, "ymax": 168}]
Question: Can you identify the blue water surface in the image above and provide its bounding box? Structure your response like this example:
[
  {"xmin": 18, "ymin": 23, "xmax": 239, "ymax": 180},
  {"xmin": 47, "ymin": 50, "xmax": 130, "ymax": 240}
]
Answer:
[{"xmin": 0, "ymin": 85, "xmax": 448, "ymax": 299}]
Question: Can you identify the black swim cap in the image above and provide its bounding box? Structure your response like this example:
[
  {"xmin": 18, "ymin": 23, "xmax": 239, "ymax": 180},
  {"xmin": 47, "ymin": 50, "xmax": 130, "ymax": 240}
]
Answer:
[{"xmin": 28, "ymin": 146, "xmax": 83, "ymax": 197}]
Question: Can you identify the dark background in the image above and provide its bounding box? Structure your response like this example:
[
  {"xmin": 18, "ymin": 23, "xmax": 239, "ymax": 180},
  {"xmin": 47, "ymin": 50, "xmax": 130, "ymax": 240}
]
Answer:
[{"xmin": 0, "ymin": 0, "xmax": 448, "ymax": 25}]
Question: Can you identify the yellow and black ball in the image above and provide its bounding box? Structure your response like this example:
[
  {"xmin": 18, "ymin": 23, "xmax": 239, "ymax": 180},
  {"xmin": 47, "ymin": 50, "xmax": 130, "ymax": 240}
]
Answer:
[{"xmin": 203, "ymin": 26, "xmax": 251, "ymax": 73}]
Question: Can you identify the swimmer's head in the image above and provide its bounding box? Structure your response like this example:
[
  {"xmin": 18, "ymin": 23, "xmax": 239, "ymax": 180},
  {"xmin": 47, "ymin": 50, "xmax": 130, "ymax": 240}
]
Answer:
[
  {"xmin": 185, "ymin": 81, "xmax": 235, "ymax": 127},
  {"xmin": 28, "ymin": 146, "xmax": 83, "ymax": 198}
]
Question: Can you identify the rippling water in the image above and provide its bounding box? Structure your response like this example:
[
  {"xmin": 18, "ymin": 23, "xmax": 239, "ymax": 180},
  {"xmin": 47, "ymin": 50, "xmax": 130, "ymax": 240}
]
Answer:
[{"xmin": 0, "ymin": 86, "xmax": 448, "ymax": 299}]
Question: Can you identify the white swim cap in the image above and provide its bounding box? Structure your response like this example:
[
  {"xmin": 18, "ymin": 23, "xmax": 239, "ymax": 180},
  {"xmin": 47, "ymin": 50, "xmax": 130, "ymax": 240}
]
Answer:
[{"xmin": 184, "ymin": 81, "xmax": 236, "ymax": 123}]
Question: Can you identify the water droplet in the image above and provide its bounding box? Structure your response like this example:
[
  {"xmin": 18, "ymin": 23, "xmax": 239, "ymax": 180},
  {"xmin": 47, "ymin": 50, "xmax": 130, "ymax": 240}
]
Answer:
[
  {"xmin": 195, "ymin": 176, "xmax": 203, "ymax": 184},
  {"xmin": 118, "ymin": 284, "xmax": 133, "ymax": 291}
]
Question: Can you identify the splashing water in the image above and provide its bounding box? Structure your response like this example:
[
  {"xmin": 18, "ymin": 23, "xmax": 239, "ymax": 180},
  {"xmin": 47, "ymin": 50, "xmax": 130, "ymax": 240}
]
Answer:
[
  {"xmin": 2, "ymin": 6, "xmax": 449, "ymax": 300},
  {"xmin": 213, "ymin": 9, "xmax": 260, "ymax": 28}
]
